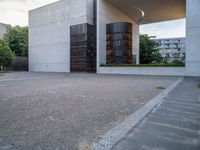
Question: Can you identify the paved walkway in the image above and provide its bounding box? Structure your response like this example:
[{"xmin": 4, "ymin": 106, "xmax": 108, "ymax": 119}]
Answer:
[{"xmin": 111, "ymin": 77, "xmax": 200, "ymax": 150}]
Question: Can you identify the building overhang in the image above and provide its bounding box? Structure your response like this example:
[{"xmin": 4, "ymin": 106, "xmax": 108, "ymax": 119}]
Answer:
[{"xmin": 105, "ymin": 0, "xmax": 186, "ymax": 24}]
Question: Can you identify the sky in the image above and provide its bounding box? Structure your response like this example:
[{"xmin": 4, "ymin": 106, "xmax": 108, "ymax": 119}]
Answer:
[
  {"xmin": 0, "ymin": 0, "xmax": 186, "ymax": 39},
  {"xmin": 0, "ymin": 0, "xmax": 59, "ymax": 25},
  {"xmin": 140, "ymin": 19, "xmax": 186, "ymax": 39}
]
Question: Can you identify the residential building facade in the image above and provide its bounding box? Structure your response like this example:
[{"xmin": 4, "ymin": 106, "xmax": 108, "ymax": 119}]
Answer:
[
  {"xmin": 156, "ymin": 38, "xmax": 185, "ymax": 62},
  {"xmin": 0, "ymin": 23, "xmax": 7, "ymax": 39}
]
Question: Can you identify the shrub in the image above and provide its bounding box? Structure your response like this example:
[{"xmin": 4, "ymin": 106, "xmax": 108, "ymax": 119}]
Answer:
[
  {"xmin": 100, "ymin": 64, "xmax": 185, "ymax": 67},
  {"xmin": 170, "ymin": 60, "xmax": 185, "ymax": 66}
]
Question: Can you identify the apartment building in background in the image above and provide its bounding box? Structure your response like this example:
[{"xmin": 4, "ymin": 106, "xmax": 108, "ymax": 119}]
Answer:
[
  {"xmin": 156, "ymin": 38, "xmax": 185, "ymax": 62},
  {"xmin": 0, "ymin": 23, "xmax": 7, "ymax": 39}
]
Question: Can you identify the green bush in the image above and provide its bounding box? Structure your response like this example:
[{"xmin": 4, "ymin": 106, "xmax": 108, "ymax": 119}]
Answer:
[
  {"xmin": 169, "ymin": 60, "xmax": 185, "ymax": 66},
  {"xmin": 100, "ymin": 59, "xmax": 185, "ymax": 67},
  {"xmin": 100, "ymin": 64, "xmax": 185, "ymax": 67},
  {"xmin": 198, "ymin": 83, "xmax": 200, "ymax": 88},
  {"xmin": 0, "ymin": 40, "xmax": 15, "ymax": 70}
]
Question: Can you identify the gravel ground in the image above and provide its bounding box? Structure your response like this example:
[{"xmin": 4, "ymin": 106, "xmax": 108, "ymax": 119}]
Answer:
[{"xmin": 0, "ymin": 72, "xmax": 180, "ymax": 150}]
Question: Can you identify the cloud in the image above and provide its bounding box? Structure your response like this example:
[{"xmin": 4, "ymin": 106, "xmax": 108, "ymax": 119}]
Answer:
[
  {"xmin": 140, "ymin": 19, "xmax": 186, "ymax": 38},
  {"xmin": 0, "ymin": 0, "xmax": 58, "ymax": 26}
]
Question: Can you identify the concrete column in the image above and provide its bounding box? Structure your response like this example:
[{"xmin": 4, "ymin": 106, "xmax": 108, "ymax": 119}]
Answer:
[
  {"xmin": 135, "ymin": 34, "xmax": 140, "ymax": 65},
  {"xmin": 186, "ymin": 0, "xmax": 200, "ymax": 76}
]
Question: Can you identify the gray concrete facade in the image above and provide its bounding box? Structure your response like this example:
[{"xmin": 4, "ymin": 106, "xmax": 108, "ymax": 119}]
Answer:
[
  {"xmin": 29, "ymin": 0, "xmax": 94, "ymax": 72},
  {"xmin": 99, "ymin": 67, "xmax": 185, "ymax": 76},
  {"xmin": 29, "ymin": 0, "xmax": 139, "ymax": 73},
  {"xmin": 185, "ymin": 0, "xmax": 200, "ymax": 76},
  {"xmin": 29, "ymin": 0, "xmax": 200, "ymax": 76}
]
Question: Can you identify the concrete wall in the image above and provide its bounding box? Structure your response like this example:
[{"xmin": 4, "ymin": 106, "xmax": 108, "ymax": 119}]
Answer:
[
  {"xmin": 29, "ymin": 0, "xmax": 94, "ymax": 72},
  {"xmin": 96, "ymin": 0, "xmax": 139, "ymax": 73},
  {"xmin": 186, "ymin": 0, "xmax": 200, "ymax": 76},
  {"xmin": 0, "ymin": 23, "xmax": 7, "ymax": 39},
  {"xmin": 29, "ymin": 0, "xmax": 200, "ymax": 77},
  {"xmin": 99, "ymin": 67, "xmax": 185, "ymax": 76}
]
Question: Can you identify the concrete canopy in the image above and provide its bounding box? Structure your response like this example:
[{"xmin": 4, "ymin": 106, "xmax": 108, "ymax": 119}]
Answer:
[{"xmin": 105, "ymin": 0, "xmax": 186, "ymax": 24}]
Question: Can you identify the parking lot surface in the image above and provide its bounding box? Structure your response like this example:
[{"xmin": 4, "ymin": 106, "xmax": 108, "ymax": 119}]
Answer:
[{"xmin": 0, "ymin": 72, "xmax": 180, "ymax": 150}]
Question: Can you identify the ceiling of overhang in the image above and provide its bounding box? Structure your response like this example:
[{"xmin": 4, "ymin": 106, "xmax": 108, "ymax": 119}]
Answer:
[{"xmin": 105, "ymin": 0, "xmax": 186, "ymax": 24}]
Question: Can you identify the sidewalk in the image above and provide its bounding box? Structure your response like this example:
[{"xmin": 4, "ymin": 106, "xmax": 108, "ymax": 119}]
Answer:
[{"xmin": 111, "ymin": 77, "xmax": 200, "ymax": 150}]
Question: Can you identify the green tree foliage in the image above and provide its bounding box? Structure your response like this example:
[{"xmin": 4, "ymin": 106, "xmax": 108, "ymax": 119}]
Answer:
[
  {"xmin": 4, "ymin": 25, "xmax": 28, "ymax": 56},
  {"xmin": 140, "ymin": 34, "xmax": 162, "ymax": 64},
  {"xmin": 0, "ymin": 40, "xmax": 15, "ymax": 68}
]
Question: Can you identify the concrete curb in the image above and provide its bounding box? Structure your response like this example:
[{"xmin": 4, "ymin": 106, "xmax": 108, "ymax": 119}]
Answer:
[{"xmin": 92, "ymin": 78, "xmax": 183, "ymax": 150}]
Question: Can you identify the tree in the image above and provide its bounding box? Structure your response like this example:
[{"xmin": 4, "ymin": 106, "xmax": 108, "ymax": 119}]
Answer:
[
  {"xmin": 0, "ymin": 40, "xmax": 15, "ymax": 70},
  {"xmin": 3, "ymin": 25, "xmax": 28, "ymax": 56},
  {"xmin": 140, "ymin": 34, "xmax": 161, "ymax": 64}
]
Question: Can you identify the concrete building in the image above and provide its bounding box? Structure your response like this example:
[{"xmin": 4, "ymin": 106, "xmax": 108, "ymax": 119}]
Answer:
[
  {"xmin": 29, "ymin": 0, "xmax": 200, "ymax": 76},
  {"xmin": 0, "ymin": 23, "xmax": 7, "ymax": 39},
  {"xmin": 156, "ymin": 37, "xmax": 185, "ymax": 63}
]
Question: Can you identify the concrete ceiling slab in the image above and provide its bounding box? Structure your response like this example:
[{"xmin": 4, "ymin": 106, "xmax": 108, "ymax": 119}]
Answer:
[{"xmin": 105, "ymin": 0, "xmax": 186, "ymax": 24}]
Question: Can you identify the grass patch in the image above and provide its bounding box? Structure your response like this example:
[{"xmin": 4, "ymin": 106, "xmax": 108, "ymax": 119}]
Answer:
[
  {"xmin": 156, "ymin": 87, "xmax": 166, "ymax": 90},
  {"xmin": 100, "ymin": 64, "xmax": 185, "ymax": 67},
  {"xmin": 198, "ymin": 83, "xmax": 200, "ymax": 88}
]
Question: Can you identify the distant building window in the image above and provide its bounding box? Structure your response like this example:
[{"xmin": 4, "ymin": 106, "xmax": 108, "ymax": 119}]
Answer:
[{"xmin": 156, "ymin": 38, "xmax": 185, "ymax": 63}]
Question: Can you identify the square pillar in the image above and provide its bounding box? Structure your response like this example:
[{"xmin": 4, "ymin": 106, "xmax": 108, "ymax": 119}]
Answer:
[{"xmin": 186, "ymin": 0, "xmax": 200, "ymax": 76}]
